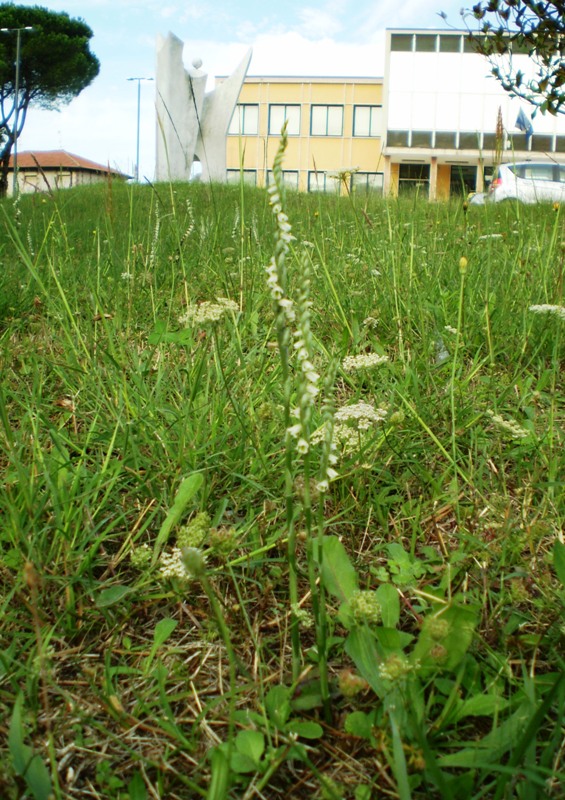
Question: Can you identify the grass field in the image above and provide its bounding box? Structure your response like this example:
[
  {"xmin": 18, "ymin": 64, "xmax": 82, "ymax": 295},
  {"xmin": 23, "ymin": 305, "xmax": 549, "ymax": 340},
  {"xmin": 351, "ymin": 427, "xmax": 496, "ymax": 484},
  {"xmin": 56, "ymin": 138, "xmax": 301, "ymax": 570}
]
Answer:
[{"xmin": 1, "ymin": 151, "xmax": 564, "ymax": 800}]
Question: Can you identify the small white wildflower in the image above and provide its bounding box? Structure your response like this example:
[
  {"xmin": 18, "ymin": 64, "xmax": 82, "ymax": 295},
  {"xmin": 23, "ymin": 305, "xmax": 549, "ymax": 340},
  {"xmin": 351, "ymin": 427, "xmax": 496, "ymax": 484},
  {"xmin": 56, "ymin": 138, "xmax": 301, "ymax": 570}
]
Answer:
[
  {"xmin": 316, "ymin": 479, "xmax": 330, "ymax": 493},
  {"xmin": 287, "ymin": 423, "xmax": 302, "ymax": 439},
  {"xmin": 291, "ymin": 604, "xmax": 314, "ymax": 629},
  {"xmin": 296, "ymin": 438, "xmax": 309, "ymax": 455},
  {"xmin": 529, "ymin": 304, "xmax": 565, "ymax": 321},
  {"xmin": 179, "ymin": 297, "xmax": 239, "ymax": 326},
  {"xmin": 342, "ymin": 352, "xmax": 389, "ymax": 372},
  {"xmin": 478, "ymin": 233, "xmax": 504, "ymax": 241},
  {"xmin": 121, "ymin": 271, "xmax": 133, "ymax": 281},
  {"xmin": 444, "ymin": 325, "xmax": 458, "ymax": 335},
  {"xmin": 486, "ymin": 410, "xmax": 530, "ymax": 440},
  {"xmin": 159, "ymin": 547, "xmax": 191, "ymax": 582},
  {"xmin": 363, "ymin": 316, "xmax": 379, "ymax": 329}
]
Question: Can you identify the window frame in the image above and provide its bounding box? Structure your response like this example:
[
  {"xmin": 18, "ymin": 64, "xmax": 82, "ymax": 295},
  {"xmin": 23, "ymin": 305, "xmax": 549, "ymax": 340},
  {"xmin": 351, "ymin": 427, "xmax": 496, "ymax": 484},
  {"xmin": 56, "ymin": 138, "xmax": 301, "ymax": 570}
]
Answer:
[
  {"xmin": 228, "ymin": 103, "xmax": 259, "ymax": 136},
  {"xmin": 353, "ymin": 105, "xmax": 382, "ymax": 138},
  {"xmin": 268, "ymin": 104, "xmax": 301, "ymax": 136},
  {"xmin": 310, "ymin": 104, "xmax": 344, "ymax": 137}
]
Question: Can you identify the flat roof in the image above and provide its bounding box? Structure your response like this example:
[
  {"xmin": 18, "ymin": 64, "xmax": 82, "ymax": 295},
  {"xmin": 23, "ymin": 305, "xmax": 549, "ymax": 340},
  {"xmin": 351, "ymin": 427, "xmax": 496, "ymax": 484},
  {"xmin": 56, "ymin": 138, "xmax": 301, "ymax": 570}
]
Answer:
[{"xmin": 217, "ymin": 75, "xmax": 382, "ymax": 83}]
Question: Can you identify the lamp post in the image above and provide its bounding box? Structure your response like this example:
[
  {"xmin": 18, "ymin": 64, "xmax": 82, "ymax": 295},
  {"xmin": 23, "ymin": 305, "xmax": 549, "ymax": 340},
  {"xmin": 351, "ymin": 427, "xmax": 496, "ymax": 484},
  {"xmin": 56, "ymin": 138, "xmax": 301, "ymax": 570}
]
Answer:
[
  {"xmin": 127, "ymin": 77, "xmax": 153, "ymax": 182},
  {"xmin": 0, "ymin": 26, "xmax": 34, "ymax": 196}
]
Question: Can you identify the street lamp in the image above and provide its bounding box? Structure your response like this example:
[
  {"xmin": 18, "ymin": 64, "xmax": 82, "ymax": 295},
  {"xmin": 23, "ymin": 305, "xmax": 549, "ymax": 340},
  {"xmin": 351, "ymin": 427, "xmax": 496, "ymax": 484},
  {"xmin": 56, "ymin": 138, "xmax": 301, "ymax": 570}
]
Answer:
[
  {"xmin": 0, "ymin": 26, "xmax": 34, "ymax": 196},
  {"xmin": 127, "ymin": 76, "xmax": 153, "ymax": 182}
]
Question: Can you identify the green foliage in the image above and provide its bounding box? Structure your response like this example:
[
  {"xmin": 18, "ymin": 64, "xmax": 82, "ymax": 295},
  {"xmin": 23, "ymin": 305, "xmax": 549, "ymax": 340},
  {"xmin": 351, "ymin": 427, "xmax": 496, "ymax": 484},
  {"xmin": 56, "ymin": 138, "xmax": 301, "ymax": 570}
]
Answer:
[
  {"xmin": 0, "ymin": 3, "xmax": 99, "ymax": 193},
  {"xmin": 461, "ymin": 1, "xmax": 565, "ymax": 114},
  {"xmin": 8, "ymin": 694, "xmax": 51, "ymax": 800},
  {"xmin": 0, "ymin": 181, "xmax": 564, "ymax": 798}
]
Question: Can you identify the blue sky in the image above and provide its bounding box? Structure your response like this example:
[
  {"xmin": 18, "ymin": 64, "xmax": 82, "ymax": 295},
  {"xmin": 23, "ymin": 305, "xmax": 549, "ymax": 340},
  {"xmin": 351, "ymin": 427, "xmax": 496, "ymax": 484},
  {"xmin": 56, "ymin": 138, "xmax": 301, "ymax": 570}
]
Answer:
[{"xmin": 12, "ymin": 0, "xmax": 468, "ymax": 179}]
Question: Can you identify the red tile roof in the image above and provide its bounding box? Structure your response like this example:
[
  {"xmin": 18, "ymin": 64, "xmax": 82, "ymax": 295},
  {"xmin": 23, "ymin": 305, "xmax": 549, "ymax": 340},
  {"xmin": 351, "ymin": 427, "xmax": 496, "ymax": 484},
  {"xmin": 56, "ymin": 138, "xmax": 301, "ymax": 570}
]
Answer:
[{"xmin": 8, "ymin": 150, "xmax": 128, "ymax": 177}]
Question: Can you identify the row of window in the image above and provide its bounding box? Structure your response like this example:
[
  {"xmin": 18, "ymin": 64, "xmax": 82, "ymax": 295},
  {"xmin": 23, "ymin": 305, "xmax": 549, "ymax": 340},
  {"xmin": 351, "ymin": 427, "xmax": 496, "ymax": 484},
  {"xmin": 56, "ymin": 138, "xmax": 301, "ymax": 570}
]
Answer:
[
  {"xmin": 387, "ymin": 129, "xmax": 565, "ymax": 153},
  {"xmin": 390, "ymin": 32, "xmax": 530, "ymax": 56},
  {"xmin": 226, "ymin": 169, "xmax": 384, "ymax": 193},
  {"xmin": 229, "ymin": 104, "xmax": 383, "ymax": 138}
]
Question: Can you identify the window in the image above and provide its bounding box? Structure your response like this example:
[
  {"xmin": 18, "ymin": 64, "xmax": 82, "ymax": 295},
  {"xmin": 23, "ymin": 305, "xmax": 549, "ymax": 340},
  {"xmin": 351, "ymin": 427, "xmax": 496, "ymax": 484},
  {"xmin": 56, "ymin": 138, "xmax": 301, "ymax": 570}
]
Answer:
[
  {"xmin": 226, "ymin": 169, "xmax": 257, "ymax": 186},
  {"xmin": 415, "ymin": 34, "xmax": 437, "ymax": 52},
  {"xmin": 391, "ymin": 33, "xmax": 413, "ymax": 51},
  {"xmin": 412, "ymin": 131, "xmax": 433, "ymax": 148},
  {"xmin": 310, "ymin": 105, "xmax": 343, "ymax": 136},
  {"xmin": 458, "ymin": 132, "xmax": 481, "ymax": 149},
  {"xmin": 435, "ymin": 131, "xmax": 457, "ymax": 148},
  {"xmin": 353, "ymin": 105, "xmax": 382, "ymax": 137},
  {"xmin": 387, "ymin": 130, "xmax": 409, "ymax": 147},
  {"xmin": 266, "ymin": 170, "xmax": 299, "ymax": 189},
  {"xmin": 228, "ymin": 104, "xmax": 259, "ymax": 135},
  {"xmin": 398, "ymin": 163, "xmax": 430, "ymax": 194},
  {"xmin": 307, "ymin": 171, "xmax": 340, "ymax": 193},
  {"xmin": 530, "ymin": 134, "xmax": 554, "ymax": 152},
  {"xmin": 522, "ymin": 164, "xmax": 555, "ymax": 181},
  {"xmin": 439, "ymin": 34, "xmax": 461, "ymax": 53},
  {"xmin": 450, "ymin": 165, "xmax": 477, "ymax": 195},
  {"xmin": 268, "ymin": 105, "xmax": 300, "ymax": 136},
  {"xmin": 350, "ymin": 172, "xmax": 383, "ymax": 193}
]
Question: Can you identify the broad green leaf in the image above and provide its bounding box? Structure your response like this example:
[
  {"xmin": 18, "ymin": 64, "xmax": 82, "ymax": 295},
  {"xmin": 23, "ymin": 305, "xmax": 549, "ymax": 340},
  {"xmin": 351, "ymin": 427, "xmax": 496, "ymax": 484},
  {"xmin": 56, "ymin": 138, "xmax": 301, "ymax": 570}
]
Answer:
[
  {"xmin": 344, "ymin": 627, "xmax": 385, "ymax": 698},
  {"xmin": 152, "ymin": 473, "xmax": 204, "ymax": 564},
  {"xmin": 374, "ymin": 627, "xmax": 414, "ymax": 653},
  {"xmin": 207, "ymin": 745, "xmax": 230, "ymax": 800},
  {"xmin": 412, "ymin": 603, "xmax": 478, "ymax": 672},
  {"xmin": 230, "ymin": 752, "xmax": 257, "ymax": 774},
  {"xmin": 452, "ymin": 694, "xmax": 510, "ymax": 723},
  {"xmin": 265, "ymin": 685, "xmax": 292, "ymax": 729},
  {"xmin": 235, "ymin": 730, "xmax": 265, "ymax": 765},
  {"xmin": 319, "ymin": 536, "xmax": 358, "ymax": 604},
  {"xmin": 9, "ymin": 695, "xmax": 52, "ymax": 800},
  {"xmin": 152, "ymin": 617, "xmax": 178, "ymax": 649},
  {"xmin": 553, "ymin": 540, "xmax": 565, "ymax": 587},
  {"xmin": 376, "ymin": 583, "xmax": 400, "ymax": 628},
  {"xmin": 344, "ymin": 711, "xmax": 374, "ymax": 740},
  {"xmin": 438, "ymin": 700, "xmax": 535, "ymax": 767},
  {"xmin": 144, "ymin": 618, "xmax": 178, "ymax": 674},
  {"xmin": 287, "ymin": 720, "xmax": 323, "ymax": 739},
  {"xmin": 9, "ymin": 694, "xmax": 30, "ymax": 774},
  {"xmin": 128, "ymin": 771, "xmax": 147, "ymax": 800},
  {"xmin": 21, "ymin": 755, "xmax": 52, "ymax": 800},
  {"xmin": 389, "ymin": 711, "xmax": 412, "ymax": 800},
  {"xmin": 95, "ymin": 584, "xmax": 134, "ymax": 608}
]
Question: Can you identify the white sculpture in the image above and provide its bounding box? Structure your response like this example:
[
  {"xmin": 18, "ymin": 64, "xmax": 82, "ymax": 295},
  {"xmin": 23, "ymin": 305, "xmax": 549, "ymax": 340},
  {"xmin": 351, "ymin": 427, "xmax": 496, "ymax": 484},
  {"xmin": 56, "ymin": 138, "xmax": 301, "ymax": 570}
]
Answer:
[{"xmin": 155, "ymin": 32, "xmax": 252, "ymax": 183}]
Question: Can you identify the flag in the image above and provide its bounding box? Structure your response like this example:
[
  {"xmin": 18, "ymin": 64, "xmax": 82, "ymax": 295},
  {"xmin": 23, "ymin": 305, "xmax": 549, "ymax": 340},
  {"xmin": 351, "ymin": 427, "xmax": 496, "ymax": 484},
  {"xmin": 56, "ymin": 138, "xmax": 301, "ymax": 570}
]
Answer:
[{"xmin": 515, "ymin": 108, "xmax": 533, "ymax": 139}]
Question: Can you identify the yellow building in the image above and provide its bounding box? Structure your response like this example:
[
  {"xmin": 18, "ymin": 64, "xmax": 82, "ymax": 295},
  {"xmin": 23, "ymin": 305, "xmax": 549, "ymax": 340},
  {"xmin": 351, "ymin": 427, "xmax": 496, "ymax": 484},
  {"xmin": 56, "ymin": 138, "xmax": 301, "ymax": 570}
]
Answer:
[{"xmin": 224, "ymin": 76, "xmax": 384, "ymax": 194}]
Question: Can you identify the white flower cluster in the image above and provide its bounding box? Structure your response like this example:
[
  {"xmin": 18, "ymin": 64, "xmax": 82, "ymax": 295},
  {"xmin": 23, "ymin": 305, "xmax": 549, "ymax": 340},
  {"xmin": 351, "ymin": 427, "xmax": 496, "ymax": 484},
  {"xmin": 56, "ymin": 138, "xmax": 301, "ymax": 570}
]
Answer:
[
  {"xmin": 286, "ymin": 264, "xmax": 320, "ymax": 455},
  {"xmin": 379, "ymin": 653, "xmax": 419, "ymax": 682},
  {"xmin": 159, "ymin": 547, "xmax": 192, "ymax": 582},
  {"xmin": 363, "ymin": 316, "xmax": 379, "ymax": 330},
  {"xmin": 159, "ymin": 546, "xmax": 207, "ymax": 584},
  {"xmin": 267, "ymin": 183, "xmax": 295, "ymax": 247},
  {"xmin": 478, "ymin": 233, "xmax": 504, "ymax": 241},
  {"xmin": 312, "ymin": 402, "xmax": 387, "ymax": 455},
  {"xmin": 486, "ymin": 410, "xmax": 530, "ymax": 440},
  {"xmin": 179, "ymin": 297, "xmax": 239, "ymax": 326},
  {"xmin": 529, "ymin": 304, "xmax": 565, "ymax": 321},
  {"xmin": 444, "ymin": 325, "xmax": 458, "ymax": 335},
  {"xmin": 335, "ymin": 402, "xmax": 388, "ymax": 430},
  {"xmin": 342, "ymin": 352, "xmax": 389, "ymax": 372}
]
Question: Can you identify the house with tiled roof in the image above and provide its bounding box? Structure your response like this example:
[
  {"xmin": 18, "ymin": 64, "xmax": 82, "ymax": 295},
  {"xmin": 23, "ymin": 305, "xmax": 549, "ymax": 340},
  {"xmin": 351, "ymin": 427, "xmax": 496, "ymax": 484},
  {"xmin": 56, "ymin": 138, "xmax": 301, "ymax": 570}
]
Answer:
[{"xmin": 7, "ymin": 150, "xmax": 131, "ymax": 195}]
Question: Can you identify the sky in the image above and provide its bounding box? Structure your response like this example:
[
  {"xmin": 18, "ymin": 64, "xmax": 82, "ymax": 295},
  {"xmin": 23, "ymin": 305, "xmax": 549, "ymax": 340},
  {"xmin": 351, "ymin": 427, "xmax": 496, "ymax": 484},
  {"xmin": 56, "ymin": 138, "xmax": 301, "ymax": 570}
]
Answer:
[{"xmin": 10, "ymin": 0, "xmax": 469, "ymax": 180}]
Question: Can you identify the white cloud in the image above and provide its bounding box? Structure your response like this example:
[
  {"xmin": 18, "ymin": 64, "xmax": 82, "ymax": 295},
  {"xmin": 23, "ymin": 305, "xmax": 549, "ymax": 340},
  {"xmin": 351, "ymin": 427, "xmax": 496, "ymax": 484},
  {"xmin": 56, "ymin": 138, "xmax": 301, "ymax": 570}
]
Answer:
[{"xmin": 297, "ymin": 8, "xmax": 342, "ymax": 39}]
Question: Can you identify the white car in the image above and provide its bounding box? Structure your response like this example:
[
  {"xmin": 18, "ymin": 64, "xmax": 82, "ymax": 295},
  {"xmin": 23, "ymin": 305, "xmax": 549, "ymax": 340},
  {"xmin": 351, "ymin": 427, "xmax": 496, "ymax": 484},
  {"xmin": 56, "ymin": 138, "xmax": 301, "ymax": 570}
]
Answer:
[{"xmin": 488, "ymin": 162, "xmax": 565, "ymax": 204}]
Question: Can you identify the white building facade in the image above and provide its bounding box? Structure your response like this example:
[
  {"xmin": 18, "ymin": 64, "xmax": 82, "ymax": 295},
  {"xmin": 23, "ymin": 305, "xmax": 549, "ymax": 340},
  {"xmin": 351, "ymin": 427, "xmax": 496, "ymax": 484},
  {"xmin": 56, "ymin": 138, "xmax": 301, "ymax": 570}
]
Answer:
[{"xmin": 382, "ymin": 29, "xmax": 565, "ymax": 199}]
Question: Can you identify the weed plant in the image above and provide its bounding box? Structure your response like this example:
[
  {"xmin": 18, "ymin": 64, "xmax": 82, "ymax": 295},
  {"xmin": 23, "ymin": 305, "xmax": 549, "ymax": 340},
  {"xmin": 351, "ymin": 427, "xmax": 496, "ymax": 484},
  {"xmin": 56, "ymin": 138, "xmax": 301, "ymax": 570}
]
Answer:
[{"xmin": 0, "ymin": 165, "xmax": 564, "ymax": 800}]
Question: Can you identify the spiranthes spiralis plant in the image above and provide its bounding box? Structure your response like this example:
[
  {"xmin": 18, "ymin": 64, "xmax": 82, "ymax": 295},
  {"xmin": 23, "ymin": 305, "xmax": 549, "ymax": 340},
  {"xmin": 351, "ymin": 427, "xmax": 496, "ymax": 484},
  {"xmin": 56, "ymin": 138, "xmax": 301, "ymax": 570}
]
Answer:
[{"xmin": 265, "ymin": 125, "xmax": 336, "ymax": 719}]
